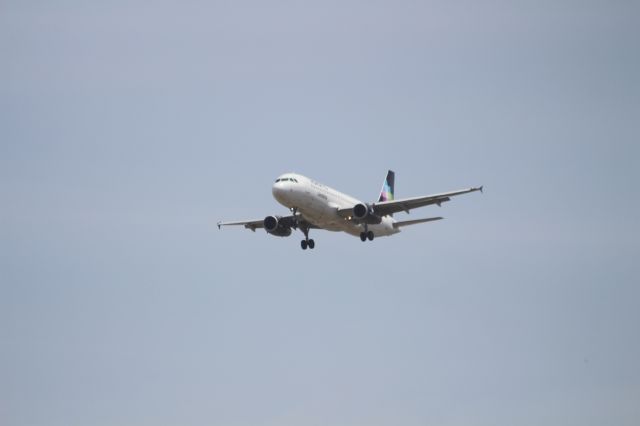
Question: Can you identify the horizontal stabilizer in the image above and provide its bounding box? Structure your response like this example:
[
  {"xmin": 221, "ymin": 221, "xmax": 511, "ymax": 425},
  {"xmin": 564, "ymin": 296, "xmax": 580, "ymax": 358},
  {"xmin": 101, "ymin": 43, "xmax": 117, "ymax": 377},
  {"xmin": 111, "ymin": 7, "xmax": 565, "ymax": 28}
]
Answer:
[{"xmin": 393, "ymin": 216, "xmax": 443, "ymax": 228}]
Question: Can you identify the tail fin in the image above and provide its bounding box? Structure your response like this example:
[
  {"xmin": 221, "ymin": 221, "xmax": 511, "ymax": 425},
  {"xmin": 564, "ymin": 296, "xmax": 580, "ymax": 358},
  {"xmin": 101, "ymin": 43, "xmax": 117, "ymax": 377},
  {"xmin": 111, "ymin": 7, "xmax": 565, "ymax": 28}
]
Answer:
[{"xmin": 378, "ymin": 170, "xmax": 395, "ymax": 202}]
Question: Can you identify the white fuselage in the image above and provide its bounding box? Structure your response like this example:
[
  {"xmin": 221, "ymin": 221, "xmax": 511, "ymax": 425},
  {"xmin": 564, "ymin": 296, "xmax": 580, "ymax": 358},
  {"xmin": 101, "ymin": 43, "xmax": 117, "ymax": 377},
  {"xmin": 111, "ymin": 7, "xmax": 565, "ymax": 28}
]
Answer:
[{"xmin": 272, "ymin": 173, "xmax": 399, "ymax": 238}]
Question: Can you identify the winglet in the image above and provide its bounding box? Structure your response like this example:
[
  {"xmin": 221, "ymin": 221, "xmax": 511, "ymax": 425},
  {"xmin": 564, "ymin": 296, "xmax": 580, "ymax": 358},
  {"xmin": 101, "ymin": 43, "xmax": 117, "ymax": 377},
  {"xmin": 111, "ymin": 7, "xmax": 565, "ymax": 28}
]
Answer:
[
  {"xmin": 479, "ymin": 185, "xmax": 483, "ymax": 193},
  {"xmin": 217, "ymin": 221, "xmax": 222, "ymax": 230}
]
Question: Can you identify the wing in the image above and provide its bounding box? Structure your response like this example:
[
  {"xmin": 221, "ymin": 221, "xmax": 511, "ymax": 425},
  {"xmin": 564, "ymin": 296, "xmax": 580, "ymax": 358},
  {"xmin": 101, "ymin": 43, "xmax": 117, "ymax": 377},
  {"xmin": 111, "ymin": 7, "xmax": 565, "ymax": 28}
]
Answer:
[
  {"xmin": 337, "ymin": 186, "xmax": 483, "ymax": 218},
  {"xmin": 217, "ymin": 214, "xmax": 319, "ymax": 232},
  {"xmin": 217, "ymin": 218, "xmax": 266, "ymax": 232},
  {"xmin": 374, "ymin": 186, "xmax": 482, "ymax": 216}
]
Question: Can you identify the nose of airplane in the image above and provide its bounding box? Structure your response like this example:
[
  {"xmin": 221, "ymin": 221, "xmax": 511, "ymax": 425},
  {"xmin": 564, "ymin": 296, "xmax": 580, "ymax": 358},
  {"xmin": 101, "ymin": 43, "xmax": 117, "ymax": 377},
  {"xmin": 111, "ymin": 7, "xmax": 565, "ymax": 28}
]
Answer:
[
  {"xmin": 273, "ymin": 182, "xmax": 291, "ymax": 207},
  {"xmin": 272, "ymin": 180, "xmax": 285, "ymax": 199}
]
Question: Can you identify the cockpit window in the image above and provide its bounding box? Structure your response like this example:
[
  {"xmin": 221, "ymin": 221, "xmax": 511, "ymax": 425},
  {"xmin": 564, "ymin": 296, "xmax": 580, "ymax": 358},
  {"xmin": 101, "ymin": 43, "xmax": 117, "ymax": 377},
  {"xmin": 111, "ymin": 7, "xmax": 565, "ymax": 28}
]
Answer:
[{"xmin": 276, "ymin": 177, "xmax": 298, "ymax": 183}]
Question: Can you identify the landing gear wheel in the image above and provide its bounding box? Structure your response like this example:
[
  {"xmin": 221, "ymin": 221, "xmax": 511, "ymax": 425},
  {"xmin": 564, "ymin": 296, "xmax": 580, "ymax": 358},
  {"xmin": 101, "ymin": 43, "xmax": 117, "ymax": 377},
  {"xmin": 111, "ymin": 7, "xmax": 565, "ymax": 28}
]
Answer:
[
  {"xmin": 367, "ymin": 231, "xmax": 374, "ymax": 241},
  {"xmin": 300, "ymin": 224, "xmax": 315, "ymax": 250},
  {"xmin": 360, "ymin": 232, "xmax": 367, "ymax": 242}
]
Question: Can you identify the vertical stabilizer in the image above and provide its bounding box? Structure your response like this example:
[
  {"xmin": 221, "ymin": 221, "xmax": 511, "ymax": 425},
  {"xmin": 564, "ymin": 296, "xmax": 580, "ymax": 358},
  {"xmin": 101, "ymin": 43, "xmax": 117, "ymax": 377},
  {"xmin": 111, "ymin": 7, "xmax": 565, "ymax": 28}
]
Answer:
[{"xmin": 378, "ymin": 170, "xmax": 395, "ymax": 202}]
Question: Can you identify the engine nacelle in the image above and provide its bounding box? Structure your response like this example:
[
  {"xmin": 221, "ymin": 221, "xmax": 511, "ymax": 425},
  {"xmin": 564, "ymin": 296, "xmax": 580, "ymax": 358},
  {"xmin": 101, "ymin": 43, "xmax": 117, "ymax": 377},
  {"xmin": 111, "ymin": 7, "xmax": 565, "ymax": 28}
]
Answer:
[
  {"xmin": 352, "ymin": 203, "xmax": 382, "ymax": 224},
  {"xmin": 353, "ymin": 203, "xmax": 369, "ymax": 220},
  {"xmin": 263, "ymin": 215, "xmax": 292, "ymax": 237}
]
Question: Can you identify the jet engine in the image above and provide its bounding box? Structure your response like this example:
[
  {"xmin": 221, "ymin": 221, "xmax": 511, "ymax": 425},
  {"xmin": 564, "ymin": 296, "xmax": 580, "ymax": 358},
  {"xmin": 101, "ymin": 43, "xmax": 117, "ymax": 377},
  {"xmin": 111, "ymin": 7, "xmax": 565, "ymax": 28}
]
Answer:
[
  {"xmin": 352, "ymin": 203, "xmax": 382, "ymax": 224},
  {"xmin": 263, "ymin": 215, "xmax": 292, "ymax": 237}
]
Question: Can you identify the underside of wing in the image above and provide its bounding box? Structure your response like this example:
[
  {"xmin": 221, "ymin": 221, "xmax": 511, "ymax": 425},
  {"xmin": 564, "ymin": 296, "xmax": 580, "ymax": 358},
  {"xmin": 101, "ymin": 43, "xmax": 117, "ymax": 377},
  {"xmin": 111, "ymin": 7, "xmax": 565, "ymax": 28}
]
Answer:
[{"xmin": 393, "ymin": 216, "xmax": 443, "ymax": 228}]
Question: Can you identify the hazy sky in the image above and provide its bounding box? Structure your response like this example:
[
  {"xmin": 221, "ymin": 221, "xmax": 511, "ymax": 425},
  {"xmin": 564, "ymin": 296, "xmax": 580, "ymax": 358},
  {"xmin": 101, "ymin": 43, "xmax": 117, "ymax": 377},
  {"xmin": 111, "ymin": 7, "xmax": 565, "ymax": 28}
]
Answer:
[{"xmin": 1, "ymin": 1, "xmax": 639, "ymax": 425}]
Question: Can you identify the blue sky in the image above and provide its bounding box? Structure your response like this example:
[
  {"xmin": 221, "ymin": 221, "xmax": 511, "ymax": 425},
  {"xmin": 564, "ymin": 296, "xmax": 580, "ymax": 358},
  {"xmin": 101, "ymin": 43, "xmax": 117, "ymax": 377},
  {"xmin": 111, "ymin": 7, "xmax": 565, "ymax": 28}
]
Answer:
[{"xmin": 1, "ymin": 1, "xmax": 639, "ymax": 425}]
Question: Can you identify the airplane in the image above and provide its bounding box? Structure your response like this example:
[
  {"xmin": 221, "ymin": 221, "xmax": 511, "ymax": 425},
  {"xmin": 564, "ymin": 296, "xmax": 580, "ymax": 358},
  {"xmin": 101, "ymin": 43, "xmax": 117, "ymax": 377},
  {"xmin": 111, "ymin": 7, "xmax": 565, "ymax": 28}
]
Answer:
[{"xmin": 217, "ymin": 171, "xmax": 482, "ymax": 250}]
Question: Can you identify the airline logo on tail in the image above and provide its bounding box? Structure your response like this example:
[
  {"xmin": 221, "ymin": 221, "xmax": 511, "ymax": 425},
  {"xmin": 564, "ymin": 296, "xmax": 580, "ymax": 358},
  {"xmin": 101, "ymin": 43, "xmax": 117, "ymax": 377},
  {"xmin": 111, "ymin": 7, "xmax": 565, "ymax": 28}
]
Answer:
[{"xmin": 378, "ymin": 170, "xmax": 395, "ymax": 202}]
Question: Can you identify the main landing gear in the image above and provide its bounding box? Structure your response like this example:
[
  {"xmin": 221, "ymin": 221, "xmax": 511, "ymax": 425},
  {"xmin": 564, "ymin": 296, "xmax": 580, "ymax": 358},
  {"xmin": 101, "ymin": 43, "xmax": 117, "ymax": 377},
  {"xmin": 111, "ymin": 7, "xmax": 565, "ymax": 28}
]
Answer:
[
  {"xmin": 300, "ymin": 224, "xmax": 315, "ymax": 250},
  {"xmin": 359, "ymin": 224, "xmax": 374, "ymax": 242}
]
